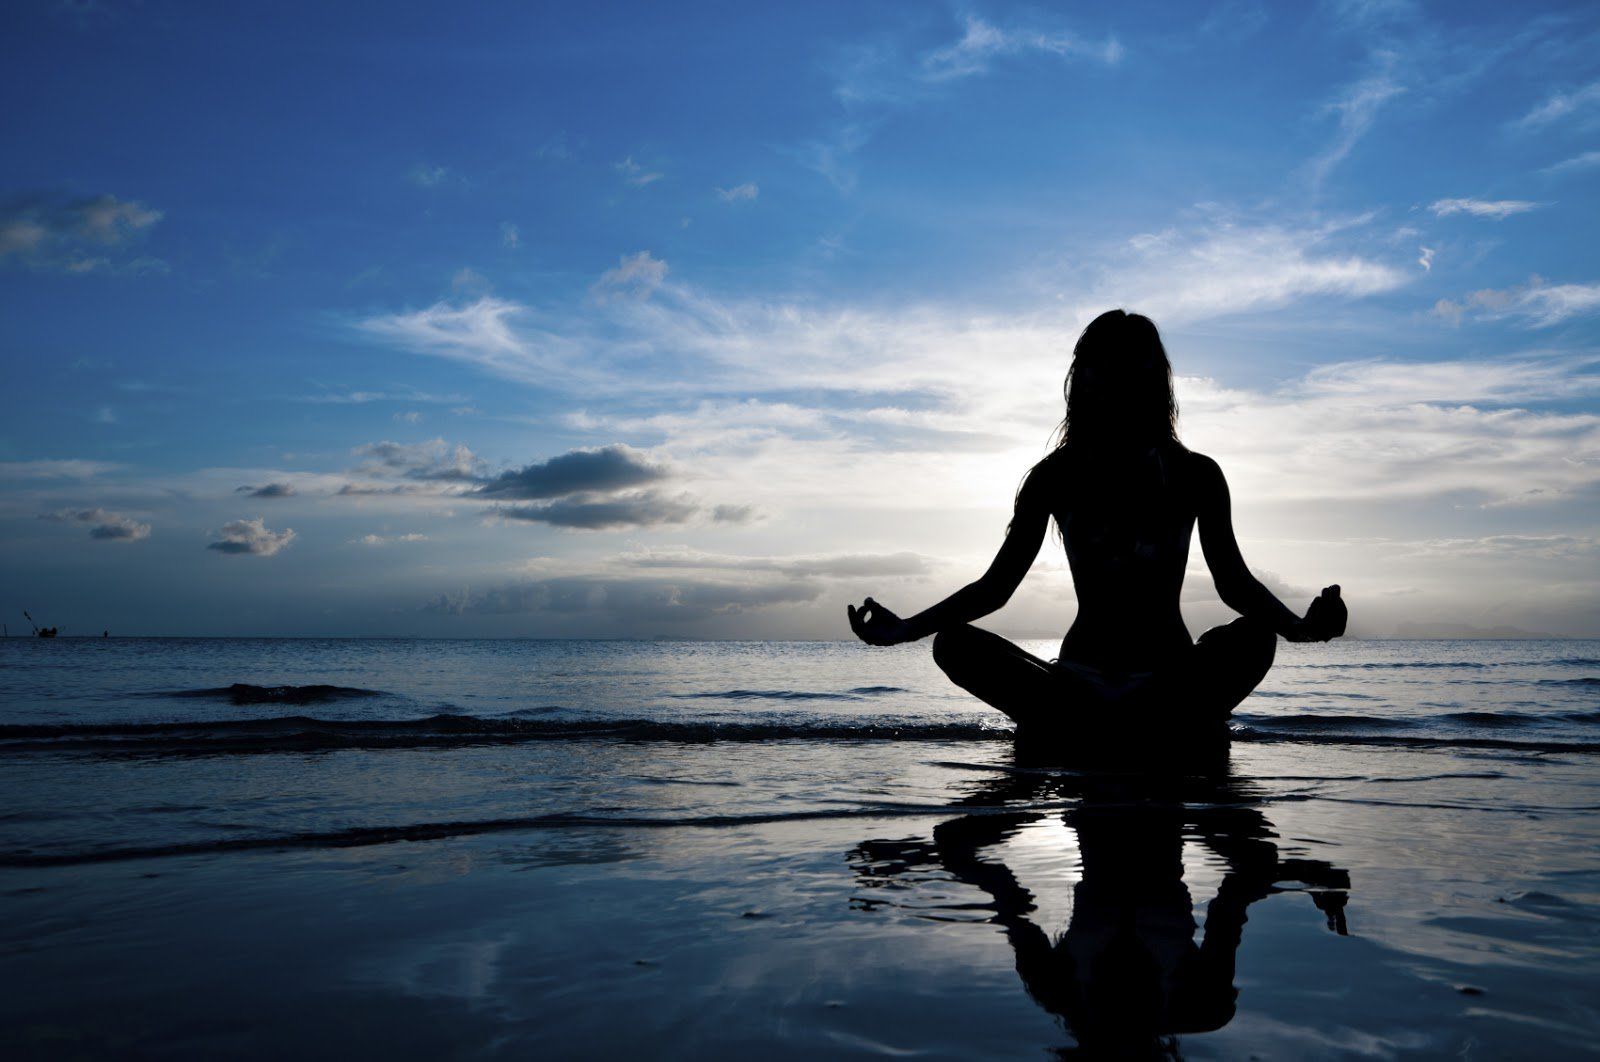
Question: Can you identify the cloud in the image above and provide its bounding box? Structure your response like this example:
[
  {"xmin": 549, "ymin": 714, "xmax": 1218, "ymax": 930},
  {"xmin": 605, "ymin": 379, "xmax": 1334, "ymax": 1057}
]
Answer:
[
  {"xmin": 618, "ymin": 547, "xmax": 933, "ymax": 579},
  {"xmin": 1177, "ymin": 355, "xmax": 1600, "ymax": 505},
  {"xmin": 336, "ymin": 483, "xmax": 433, "ymax": 497},
  {"xmin": 356, "ymin": 212, "xmax": 1408, "ymax": 413},
  {"xmin": 298, "ymin": 388, "xmax": 469, "ymax": 406},
  {"xmin": 920, "ymin": 16, "xmax": 1123, "ymax": 81},
  {"xmin": 353, "ymin": 438, "xmax": 487, "ymax": 482},
  {"xmin": 492, "ymin": 490, "xmax": 704, "ymax": 530},
  {"xmin": 593, "ymin": 250, "xmax": 668, "ymax": 300},
  {"xmin": 354, "ymin": 533, "xmax": 429, "ymax": 546},
  {"xmin": 356, "ymin": 296, "xmax": 587, "ymax": 386},
  {"xmin": 0, "ymin": 193, "xmax": 163, "ymax": 274},
  {"xmin": 793, "ymin": 124, "xmax": 872, "ymax": 193},
  {"xmin": 1417, "ymin": 245, "xmax": 1435, "ymax": 271},
  {"xmin": 1428, "ymin": 198, "xmax": 1544, "ymax": 219},
  {"xmin": 715, "ymin": 183, "xmax": 759, "ymax": 203},
  {"xmin": 832, "ymin": 14, "xmax": 1121, "ymax": 107},
  {"xmin": 1515, "ymin": 80, "xmax": 1600, "ymax": 129},
  {"xmin": 39, "ymin": 507, "xmax": 150, "ymax": 542},
  {"xmin": 1098, "ymin": 215, "xmax": 1408, "ymax": 322},
  {"xmin": 451, "ymin": 267, "xmax": 490, "ymax": 294},
  {"xmin": 615, "ymin": 156, "xmax": 663, "ymax": 187},
  {"xmin": 1306, "ymin": 57, "xmax": 1404, "ymax": 187},
  {"xmin": 0, "ymin": 459, "xmax": 120, "ymax": 480},
  {"xmin": 207, "ymin": 517, "xmax": 296, "ymax": 556},
  {"xmin": 424, "ymin": 573, "xmax": 823, "ymax": 621},
  {"xmin": 334, "ymin": 440, "xmax": 741, "ymax": 528},
  {"xmin": 1433, "ymin": 277, "xmax": 1600, "ymax": 327},
  {"xmin": 1542, "ymin": 150, "xmax": 1600, "ymax": 177},
  {"xmin": 500, "ymin": 221, "xmax": 520, "ymax": 248},
  {"xmin": 474, "ymin": 445, "xmax": 669, "ymax": 500},
  {"xmin": 236, "ymin": 482, "xmax": 295, "ymax": 498},
  {"xmin": 408, "ymin": 163, "xmax": 451, "ymax": 188},
  {"xmin": 393, "ymin": 410, "xmax": 423, "ymax": 424}
]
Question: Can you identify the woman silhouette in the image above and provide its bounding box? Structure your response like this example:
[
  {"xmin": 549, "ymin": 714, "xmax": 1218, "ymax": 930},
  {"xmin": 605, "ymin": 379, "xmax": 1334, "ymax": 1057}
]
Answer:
[{"xmin": 848, "ymin": 309, "xmax": 1345, "ymax": 738}]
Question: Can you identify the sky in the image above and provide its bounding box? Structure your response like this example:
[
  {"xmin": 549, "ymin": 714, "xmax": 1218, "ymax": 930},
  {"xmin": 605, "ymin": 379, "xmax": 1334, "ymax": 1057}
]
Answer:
[{"xmin": 2, "ymin": 0, "xmax": 1597, "ymax": 638}]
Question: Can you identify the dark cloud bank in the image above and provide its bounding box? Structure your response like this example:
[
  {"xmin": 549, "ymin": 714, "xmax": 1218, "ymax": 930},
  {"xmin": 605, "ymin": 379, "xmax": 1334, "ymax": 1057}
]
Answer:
[{"xmin": 345, "ymin": 441, "xmax": 752, "ymax": 530}]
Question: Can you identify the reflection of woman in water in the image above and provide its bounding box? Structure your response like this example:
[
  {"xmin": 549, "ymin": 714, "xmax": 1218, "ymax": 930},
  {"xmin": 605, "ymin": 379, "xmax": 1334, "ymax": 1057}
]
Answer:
[
  {"xmin": 851, "ymin": 765, "xmax": 1351, "ymax": 1054},
  {"xmin": 849, "ymin": 309, "xmax": 1346, "ymax": 737}
]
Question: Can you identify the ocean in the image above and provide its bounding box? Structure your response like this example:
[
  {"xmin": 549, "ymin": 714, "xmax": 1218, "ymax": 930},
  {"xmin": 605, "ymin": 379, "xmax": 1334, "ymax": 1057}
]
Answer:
[{"xmin": 3, "ymin": 637, "xmax": 1598, "ymax": 1058}]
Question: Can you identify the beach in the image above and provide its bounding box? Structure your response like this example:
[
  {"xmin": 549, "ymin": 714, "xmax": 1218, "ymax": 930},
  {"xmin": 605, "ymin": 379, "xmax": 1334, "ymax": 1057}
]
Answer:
[{"xmin": 3, "ymin": 637, "xmax": 1598, "ymax": 1058}]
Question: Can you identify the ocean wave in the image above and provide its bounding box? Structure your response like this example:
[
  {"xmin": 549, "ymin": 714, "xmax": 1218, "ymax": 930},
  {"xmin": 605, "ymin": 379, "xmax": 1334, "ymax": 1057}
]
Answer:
[
  {"xmin": 0, "ymin": 713, "xmax": 1010, "ymax": 753},
  {"xmin": 1540, "ymin": 676, "xmax": 1600, "ymax": 687},
  {"xmin": 1442, "ymin": 711, "xmax": 1535, "ymax": 727},
  {"xmin": 1230, "ymin": 713, "xmax": 1415, "ymax": 731},
  {"xmin": 1282, "ymin": 661, "xmax": 1490, "ymax": 670},
  {"xmin": 3, "ymin": 711, "xmax": 1596, "ymax": 757},
  {"xmin": 669, "ymin": 686, "xmax": 907, "ymax": 701},
  {"xmin": 0, "ymin": 802, "xmax": 1069, "ymax": 868},
  {"xmin": 157, "ymin": 683, "xmax": 386, "ymax": 705}
]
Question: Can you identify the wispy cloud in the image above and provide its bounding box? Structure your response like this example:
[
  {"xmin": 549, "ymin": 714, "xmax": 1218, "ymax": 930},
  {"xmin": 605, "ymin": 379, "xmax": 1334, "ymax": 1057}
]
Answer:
[
  {"xmin": 715, "ymin": 183, "xmax": 759, "ymax": 203},
  {"xmin": 207, "ymin": 517, "xmax": 295, "ymax": 556},
  {"xmin": 1541, "ymin": 149, "xmax": 1600, "ymax": 176},
  {"xmin": 1306, "ymin": 56, "xmax": 1405, "ymax": 187},
  {"xmin": 0, "ymin": 459, "xmax": 120, "ymax": 480},
  {"xmin": 298, "ymin": 388, "xmax": 468, "ymax": 406},
  {"xmin": 407, "ymin": 163, "xmax": 452, "ymax": 188},
  {"xmin": 1094, "ymin": 214, "xmax": 1409, "ymax": 322},
  {"xmin": 355, "ymin": 296, "xmax": 587, "ymax": 386},
  {"xmin": 500, "ymin": 221, "xmax": 520, "ymax": 248},
  {"xmin": 793, "ymin": 124, "xmax": 871, "ymax": 193},
  {"xmin": 618, "ymin": 546, "xmax": 932, "ymax": 578},
  {"xmin": 615, "ymin": 156, "xmax": 663, "ymax": 187},
  {"xmin": 834, "ymin": 14, "xmax": 1121, "ymax": 104},
  {"xmin": 0, "ymin": 193, "xmax": 163, "ymax": 274},
  {"xmin": 354, "ymin": 532, "xmax": 429, "ymax": 546},
  {"xmin": 592, "ymin": 250, "xmax": 668, "ymax": 300},
  {"xmin": 1516, "ymin": 80, "xmax": 1600, "ymax": 129},
  {"xmin": 1429, "ymin": 197, "xmax": 1544, "ymax": 219},
  {"xmin": 921, "ymin": 16, "xmax": 1123, "ymax": 81},
  {"xmin": 424, "ymin": 572, "xmax": 821, "ymax": 621},
  {"xmin": 1433, "ymin": 277, "xmax": 1600, "ymax": 327}
]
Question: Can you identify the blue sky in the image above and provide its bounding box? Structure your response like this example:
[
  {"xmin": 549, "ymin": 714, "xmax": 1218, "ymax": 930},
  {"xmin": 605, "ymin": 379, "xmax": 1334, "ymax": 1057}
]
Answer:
[{"xmin": 2, "ymin": 0, "xmax": 1597, "ymax": 637}]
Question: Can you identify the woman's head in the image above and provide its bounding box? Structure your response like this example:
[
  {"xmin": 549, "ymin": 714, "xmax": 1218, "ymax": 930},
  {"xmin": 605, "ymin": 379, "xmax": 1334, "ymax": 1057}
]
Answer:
[{"xmin": 1057, "ymin": 309, "xmax": 1179, "ymax": 451}]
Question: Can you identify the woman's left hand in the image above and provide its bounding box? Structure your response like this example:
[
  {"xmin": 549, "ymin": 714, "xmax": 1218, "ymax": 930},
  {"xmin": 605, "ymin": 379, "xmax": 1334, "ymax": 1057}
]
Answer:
[
  {"xmin": 1295, "ymin": 585, "xmax": 1347, "ymax": 642},
  {"xmin": 847, "ymin": 597, "xmax": 911, "ymax": 646}
]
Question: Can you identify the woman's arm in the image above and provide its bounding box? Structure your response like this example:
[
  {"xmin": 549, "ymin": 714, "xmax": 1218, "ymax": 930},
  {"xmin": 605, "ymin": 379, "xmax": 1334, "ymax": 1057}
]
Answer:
[
  {"xmin": 848, "ymin": 466, "xmax": 1053, "ymax": 646},
  {"xmin": 1195, "ymin": 455, "xmax": 1345, "ymax": 642}
]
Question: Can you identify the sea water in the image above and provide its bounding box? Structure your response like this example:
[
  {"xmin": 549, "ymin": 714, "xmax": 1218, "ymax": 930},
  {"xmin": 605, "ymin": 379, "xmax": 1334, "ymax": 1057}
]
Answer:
[{"xmin": 2, "ymin": 638, "xmax": 1598, "ymax": 1058}]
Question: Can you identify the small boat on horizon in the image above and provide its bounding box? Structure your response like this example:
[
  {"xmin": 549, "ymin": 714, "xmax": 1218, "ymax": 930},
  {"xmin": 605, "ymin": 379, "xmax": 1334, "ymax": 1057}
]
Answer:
[{"xmin": 24, "ymin": 611, "xmax": 59, "ymax": 638}]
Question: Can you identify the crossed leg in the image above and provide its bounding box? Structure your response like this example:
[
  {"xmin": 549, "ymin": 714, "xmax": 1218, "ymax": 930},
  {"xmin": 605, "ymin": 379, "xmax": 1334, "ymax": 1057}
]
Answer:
[{"xmin": 931, "ymin": 616, "xmax": 1277, "ymax": 737}]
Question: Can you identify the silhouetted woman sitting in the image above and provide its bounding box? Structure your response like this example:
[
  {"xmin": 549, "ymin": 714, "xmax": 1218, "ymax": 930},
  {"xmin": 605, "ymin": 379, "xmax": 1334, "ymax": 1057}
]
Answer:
[{"xmin": 848, "ymin": 309, "xmax": 1346, "ymax": 740}]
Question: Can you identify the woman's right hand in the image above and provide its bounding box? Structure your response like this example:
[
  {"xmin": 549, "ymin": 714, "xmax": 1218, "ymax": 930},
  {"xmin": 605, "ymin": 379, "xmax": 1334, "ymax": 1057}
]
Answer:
[
  {"xmin": 847, "ymin": 597, "xmax": 911, "ymax": 646},
  {"xmin": 1290, "ymin": 585, "xmax": 1346, "ymax": 642}
]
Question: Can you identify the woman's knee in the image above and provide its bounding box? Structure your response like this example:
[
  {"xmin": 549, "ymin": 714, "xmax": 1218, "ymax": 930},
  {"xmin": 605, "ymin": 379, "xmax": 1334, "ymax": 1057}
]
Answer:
[
  {"xmin": 1202, "ymin": 616, "xmax": 1277, "ymax": 670},
  {"xmin": 930, "ymin": 626, "xmax": 971, "ymax": 675}
]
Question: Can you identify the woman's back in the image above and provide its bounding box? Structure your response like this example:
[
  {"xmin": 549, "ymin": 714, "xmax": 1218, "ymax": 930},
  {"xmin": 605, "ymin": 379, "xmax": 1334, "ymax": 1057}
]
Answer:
[{"xmin": 1035, "ymin": 443, "xmax": 1202, "ymax": 674}]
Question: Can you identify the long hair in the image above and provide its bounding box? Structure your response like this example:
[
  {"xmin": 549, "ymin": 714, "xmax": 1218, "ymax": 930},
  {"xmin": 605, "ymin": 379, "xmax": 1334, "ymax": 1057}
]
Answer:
[
  {"xmin": 1050, "ymin": 309, "xmax": 1180, "ymax": 454},
  {"xmin": 1014, "ymin": 310, "xmax": 1180, "ymax": 532}
]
